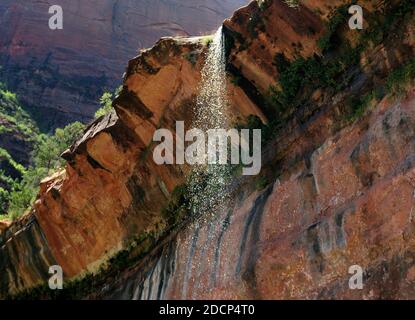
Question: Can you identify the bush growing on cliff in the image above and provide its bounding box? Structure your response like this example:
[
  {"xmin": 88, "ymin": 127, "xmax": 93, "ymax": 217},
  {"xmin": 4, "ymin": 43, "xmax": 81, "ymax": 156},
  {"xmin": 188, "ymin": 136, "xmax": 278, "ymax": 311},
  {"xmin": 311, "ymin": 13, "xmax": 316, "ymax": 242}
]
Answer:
[
  {"xmin": 201, "ymin": 35, "xmax": 214, "ymax": 47},
  {"xmin": 2, "ymin": 122, "xmax": 85, "ymax": 219},
  {"xmin": 283, "ymin": 0, "xmax": 300, "ymax": 8},
  {"xmin": 317, "ymin": 4, "xmax": 350, "ymax": 52},
  {"xmin": 94, "ymin": 86, "xmax": 122, "ymax": 119},
  {"xmin": 386, "ymin": 59, "xmax": 415, "ymax": 97},
  {"xmin": 0, "ymin": 187, "xmax": 9, "ymax": 213},
  {"xmin": 0, "ymin": 84, "xmax": 38, "ymax": 138},
  {"xmin": 161, "ymin": 184, "xmax": 190, "ymax": 227},
  {"xmin": 95, "ymin": 92, "xmax": 113, "ymax": 118},
  {"xmin": 267, "ymin": 46, "xmax": 360, "ymax": 120},
  {"xmin": 33, "ymin": 122, "xmax": 85, "ymax": 171}
]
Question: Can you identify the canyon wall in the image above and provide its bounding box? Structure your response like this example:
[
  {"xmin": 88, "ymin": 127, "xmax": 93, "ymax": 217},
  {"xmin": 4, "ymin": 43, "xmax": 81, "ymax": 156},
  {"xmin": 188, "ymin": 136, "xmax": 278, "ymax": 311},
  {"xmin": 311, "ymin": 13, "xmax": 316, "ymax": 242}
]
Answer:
[
  {"xmin": 1, "ymin": 0, "xmax": 415, "ymax": 299},
  {"xmin": 96, "ymin": 0, "xmax": 415, "ymax": 299},
  {"xmin": 0, "ymin": 0, "xmax": 247, "ymax": 131},
  {"xmin": 102, "ymin": 89, "xmax": 415, "ymax": 299}
]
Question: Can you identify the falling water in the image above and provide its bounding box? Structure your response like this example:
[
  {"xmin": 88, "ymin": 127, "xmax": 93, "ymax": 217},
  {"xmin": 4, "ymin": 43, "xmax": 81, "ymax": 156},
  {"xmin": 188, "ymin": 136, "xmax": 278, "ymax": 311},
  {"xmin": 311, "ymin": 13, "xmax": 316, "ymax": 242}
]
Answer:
[
  {"xmin": 188, "ymin": 26, "xmax": 231, "ymax": 219},
  {"xmin": 112, "ymin": 28, "xmax": 235, "ymax": 300},
  {"xmin": 193, "ymin": 26, "xmax": 228, "ymax": 131}
]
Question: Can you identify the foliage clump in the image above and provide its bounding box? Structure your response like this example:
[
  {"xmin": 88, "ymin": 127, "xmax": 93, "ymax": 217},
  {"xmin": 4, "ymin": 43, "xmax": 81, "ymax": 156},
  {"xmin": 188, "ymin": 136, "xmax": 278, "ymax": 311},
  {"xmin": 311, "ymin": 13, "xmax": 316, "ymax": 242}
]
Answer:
[
  {"xmin": 161, "ymin": 184, "xmax": 190, "ymax": 228},
  {"xmin": 1, "ymin": 122, "xmax": 85, "ymax": 219},
  {"xmin": 94, "ymin": 86, "xmax": 122, "ymax": 119}
]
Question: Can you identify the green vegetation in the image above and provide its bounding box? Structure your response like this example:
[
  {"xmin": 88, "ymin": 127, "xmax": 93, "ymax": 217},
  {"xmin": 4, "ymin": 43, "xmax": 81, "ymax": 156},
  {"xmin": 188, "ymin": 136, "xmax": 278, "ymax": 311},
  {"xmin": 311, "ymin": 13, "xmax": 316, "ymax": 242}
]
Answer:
[
  {"xmin": 0, "ymin": 83, "xmax": 38, "ymax": 217},
  {"xmin": 347, "ymin": 90, "xmax": 380, "ymax": 122},
  {"xmin": 0, "ymin": 148, "xmax": 26, "ymax": 176},
  {"xmin": 317, "ymin": 4, "xmax": 351, "ymax": 52},
  {"xmin": 161, "ymin": 184, "xmax": 190, "ymax": 227},
  {"xmin": 1, "ymin": 82, "xmax": 124, "ymax": 219},
  {"xmin": 0, "ymin": 83, "xmax": 38, "ymax": 138},
  {"xmin": 258, "ymin": 0, "xmax": 415, "ymax": 139},
  {"xmin": 361, "ymin": 0, "xmax": 414, "ymax": 47},
  {"xmin": 201, "ymin": 35, "xmax": 214, "ymax": 47},
  {"xmin": 268, "ymin": 43, "xmax": 360, "ymax": 120},
  {"xmin": 258, "ymin": 0, "xmax": 271, "ymax": 11},
  {"xmin": 258, "ymin": 0, "xmax": 299, "ymax": 11},
  {"xmin": 0, "ymin": 122, "xmax": 85, "ymax": 219},
  {"xmin": 33, "ymin": 122, "xmax": 85, "ymax": 171},
  {"xmin": 0, "ymin": 148, "xmax": 26, "ymax": 215},
  {"xmin": 94, "ymin": 86, "xmax": 122, "ymax": 119},
  {"xmin": 283, "ymin": 0, "xmax": 300, "ymax": 8},
  {"xmin": 347, "ymin": 59, "xmax": 415, "ymax": 121},
  {"xmin": 255, "ymin": 176, "xmax": 269, "ymax": 191},
  {"xmin": 386, "ymin": 59, "xmax": 415, "ymax": 98}
]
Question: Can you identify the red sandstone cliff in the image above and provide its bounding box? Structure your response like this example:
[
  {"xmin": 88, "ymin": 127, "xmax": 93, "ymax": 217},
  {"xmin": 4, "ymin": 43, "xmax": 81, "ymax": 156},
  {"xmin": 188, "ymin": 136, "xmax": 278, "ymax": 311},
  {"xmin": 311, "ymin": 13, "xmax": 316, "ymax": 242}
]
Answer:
[{"xmin": 1, "ymin": 0, "xmax": 415, "ymax": 299}]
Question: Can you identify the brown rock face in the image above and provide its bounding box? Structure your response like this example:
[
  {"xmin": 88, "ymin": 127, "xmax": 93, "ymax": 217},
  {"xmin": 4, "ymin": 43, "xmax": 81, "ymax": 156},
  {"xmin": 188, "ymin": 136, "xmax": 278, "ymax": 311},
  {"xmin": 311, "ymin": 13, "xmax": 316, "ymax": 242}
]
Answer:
[
  {"xmin": 2, "ymin": 0, "xmax": 415, "ymax": 300},
  {"xmin": 0, "ymin": 215, "xmax": 56, "ymax": 296},
  {"xmin": 0, "ymin": 0, "xmax": 248, "ymax": 131},
  {"xmin": 224, "ymin": 0, "xmax": 325, "ymax": 93},
  {"xmin": 0, "ymin": 220, "xmax": 10, "ymax": 233}
]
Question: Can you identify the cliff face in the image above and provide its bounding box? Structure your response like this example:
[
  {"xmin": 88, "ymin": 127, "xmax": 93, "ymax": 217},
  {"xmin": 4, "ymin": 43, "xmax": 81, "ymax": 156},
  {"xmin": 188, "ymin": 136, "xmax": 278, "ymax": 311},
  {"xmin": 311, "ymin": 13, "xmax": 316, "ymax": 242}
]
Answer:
[
  {"xmin": 101, "ymin": 90, "xmax": 415, "ymax": 299},
  {"xmin": 0, "ymin": 0, "xmax": 247, "ymax": 131},
  {"xmin": 1, "ymin": 0, "xmax": 415, "ymax": 299},
  {"xmin": 0, "ymin": 215, "xmax": 56, "ymax": 294}
]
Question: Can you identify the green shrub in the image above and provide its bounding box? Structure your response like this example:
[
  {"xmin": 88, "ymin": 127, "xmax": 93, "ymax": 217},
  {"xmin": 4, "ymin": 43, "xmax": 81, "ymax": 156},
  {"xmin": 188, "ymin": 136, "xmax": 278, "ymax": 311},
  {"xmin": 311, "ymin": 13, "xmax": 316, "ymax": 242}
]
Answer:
[
  {"xmin": 0, "ymin": 148, "xmax": 26, "ymax": 176},
  {"xmin": 0, "ymin": 86, "xmax": 38, "ymax": 137},
  {"xmin": 201, "ymin": 35, "xmax": 214, "ymax": 47},
  {"xmin": 317, "ymin": 4, "xmax": 350, "ymax": 52},
  {"xmin": 267, "ymin": 48, "xmax": 360, "ymax": 119},
  {"xmin": 362, "ymin": 0, "xmax": 415, "ymax": 46},
  {"xmin": 255, "ymin": 176, "xmax": 269, "ymax": 190},
  {"xmin": 94, "ymin": 86, "xmax": 122, "ymax": 119},
  {"xmin": 1, "ymin": 122, "xmax": 85, "ymax": 219},
  {"xmin": 347, "ymin": 90, "xmax": 378, "ymax": 122},
  {"xmin": 161, "ymin": 184, "xmax": 189, "ymax": 227},
  {"xmin": 385, "ymin": 59, "xmax": 415, "ymax": 97},
  {"xmin": 0, "ymin": 187, "xmax": 9, "ymax": 214},
  {"xmin": 283, "ymin": 0, "xmax": 300, "ymax": 8},
  {"xmin": 94, "ymin": 92, "xmax": 113, "ymax": 118}
]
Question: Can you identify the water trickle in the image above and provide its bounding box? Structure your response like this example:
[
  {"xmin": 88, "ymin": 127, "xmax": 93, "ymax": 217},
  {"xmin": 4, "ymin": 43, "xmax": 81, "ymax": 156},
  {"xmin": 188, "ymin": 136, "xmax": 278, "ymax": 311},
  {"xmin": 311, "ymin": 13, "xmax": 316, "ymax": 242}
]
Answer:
[
  {"xmin": 193, "ymin": 26, "xmax": 228, "ymax": 131},
  {"xmin": 189, "ymin": 26, "xmax": 232, "ymax": 219},
  {"xmin": 111, "ymin": 28, "xmax": 238, "ymax": 300}
]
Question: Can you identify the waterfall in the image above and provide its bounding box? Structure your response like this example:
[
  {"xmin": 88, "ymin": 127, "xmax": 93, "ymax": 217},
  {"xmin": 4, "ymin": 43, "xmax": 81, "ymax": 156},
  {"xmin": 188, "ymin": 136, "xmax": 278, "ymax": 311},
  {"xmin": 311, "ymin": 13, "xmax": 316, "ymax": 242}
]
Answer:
[
  {"xmin": 188, "ymin": 26, "xmax": 231, "ymax": 219},
  {"xmin": 109, "ymin": 28, "xmax": 236, "ymax": 300},
  {"xmin": 193, "ymin": 26, "xmax": 228, "ymax": 131}
]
